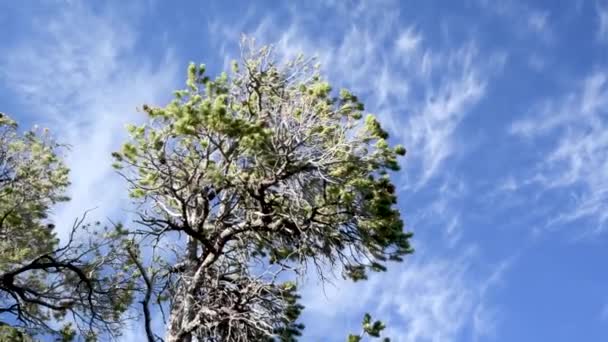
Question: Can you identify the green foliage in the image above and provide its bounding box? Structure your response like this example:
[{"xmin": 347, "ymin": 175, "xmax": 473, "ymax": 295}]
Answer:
[
  {"xmin": 113, "ymin": 41, "xmax": 413, "ymax": 340},
  {"xmin": 0, "ymin": 114, "xmax": 134, "ymax": 341},
  {"xmin": 114, "ymin": 45, "xmax": 412, "ymax": 278},
  {"xmin": 57, "ymin": 324, "xmax": 76, "ymax": 342},
  {"xmin": 0, "ymin": 115, "xmax": 69, "ymax": 268},
  {"xmin": 347, "ymin": 313, "xmax": 391, "ymax": 342},
  {"xmin": 1, "ymin": 41, "xmax": 412, "ymax": 341},
  {"xmin": 272, "ymin": 282, "xmax": 305, "ymax": 342},
  {"xmin": 0, "ymin": 325, "xmax": 34, "ymax": 342}
]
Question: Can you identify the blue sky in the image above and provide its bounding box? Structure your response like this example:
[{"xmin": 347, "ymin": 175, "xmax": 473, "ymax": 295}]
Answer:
[{"xmin": 1, "ymin": 0, "xmax": 608, "ymax": 341}]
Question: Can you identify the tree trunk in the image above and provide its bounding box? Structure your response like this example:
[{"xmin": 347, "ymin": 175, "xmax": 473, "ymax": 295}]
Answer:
[{"xmin": 166, "ymin": 237, "xmax": 199, "ymax": 342}]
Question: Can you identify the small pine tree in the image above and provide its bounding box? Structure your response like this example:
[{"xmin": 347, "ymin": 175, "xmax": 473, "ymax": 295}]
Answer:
[{"xmin": 0, "ymin": 113, "xmax": 134, "ymax": 340}]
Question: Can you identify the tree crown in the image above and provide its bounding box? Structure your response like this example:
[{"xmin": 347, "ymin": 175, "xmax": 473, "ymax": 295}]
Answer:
[{"xmin": 112, "ymin": 41, "xmax": 412, "ymax": 341}]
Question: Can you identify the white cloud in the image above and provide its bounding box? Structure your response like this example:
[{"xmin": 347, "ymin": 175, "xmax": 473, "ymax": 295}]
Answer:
[
  {"xmin": 476, "ymin": 0, "xmax": 554, "ymax": 44},
  {"xmin": 206, "ymin": 3, "xmax": 511, "ymax": 340},
  {"xmin": 412, "ymin": 177, "xmax": 468, "ymax": 247},
  {"xmin": 471, "ymin": 258, "xmax": 512, "ymax": 341},
  {"xmin": 510, "ymin": 71, "xmax": 608, "ymax": 233},
  {"xmin": 0, "ymin": 2, "xmax": 179, "ymax": 239},
  {"xmin": 396, "ymin": 27, "xmax": 423, "ymax": 55},
  {"xmin": 234, "ymin": 2, "xmax": 503, "ymax": 189},
  {"xmin": 597, "ymin": 4, "xmax": 608, "ymax": 43},
  {"xmin": 380, "ymin": 254, "xmax": 475, "ymax": 342},
  {"xmin": 527, "ymin": 11, "xmax": 550, "ymax": 37},
  {"xmin": 1, "ymin": 3, "xmax": 181, "ymax": 339},
  {"xmin": 0, "ymin": 2, "xmax": 515, "ymax": 340},
  {"xmin": 405, "ymin": 47, "xmax": 489, "ymax": 186},
  {"xmin": 299, "ymin": 247, "xmax": 511, "ymax": 342}
]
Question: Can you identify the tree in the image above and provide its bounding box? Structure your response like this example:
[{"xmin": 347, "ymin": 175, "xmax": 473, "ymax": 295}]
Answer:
[
  {"xmin": 0, "ymin": 113, "xmax": 134, "ymax": 341},
  {"xmin": 348, "ymin": 313, "xmax": 390, "ymax": 342},
  {"xmin": 113, "ymin": 39, "xmax": 412, "ymax": 341}
]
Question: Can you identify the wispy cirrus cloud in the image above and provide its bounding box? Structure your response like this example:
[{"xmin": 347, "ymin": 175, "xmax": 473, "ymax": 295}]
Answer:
[
  {"xmin": 475, "ymin": 0, "xmax": 556, "ymax": 74},
  {"xmin": 1, "ymin": 1, "xmax": 516, "ymax": 340},
  {"xmin": 298, "ymin": 246, "xmax": 512, "ymax": 342},
  {"xmin": 476, "ymin": 0, "xmax": 554, "ymax": 44},
  {"xmin": 597, "ymin": 4, "xmax": 608, "ymax": 43},
  {"xmin": 510, "ymin": 70, "xmax": 608, "ymax": 234},
  {"xmin": 207, "ymin": 2, "xmax": 510, "ymax": 339},
  {"xmin": 526, "ymin": 10, "xmax": 553, "ymax": 43},
  {"xmin": 1, "ymin": 2, "xmax": 179, "ymax": 239},
  {"xmin": 222, "ymin": 1, "xmax": 506, "ymax": 189}
]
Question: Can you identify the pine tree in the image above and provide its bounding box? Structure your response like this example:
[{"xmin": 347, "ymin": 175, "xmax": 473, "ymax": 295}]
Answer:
[
  {"xmin": 113, "ymin": 39, "xmax": 412, "ymax": 341},
  {"xmin": 0, "ymin": 113, "xmax": 134, "ymax": 341}
]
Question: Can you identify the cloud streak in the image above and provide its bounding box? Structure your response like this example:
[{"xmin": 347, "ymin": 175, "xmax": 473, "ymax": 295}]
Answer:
[
  {"xmin": 0, "ymin": 1, "xmax": 515, "ymax": 340},
  {"xmin": 231, "ymin": 1, "xmax": 505, "ymax": 189},
  {"xmin": 298, "ymin": 246, "xmax": 511, "ymax": 342},
  {"xmin": 511, "ymin": 70, "xmax": 608, "ymax": 234},
  {"xmin": 1, "ymin": 2, "xmax": 179, "ymax": 239},
  {"xmin": 597, "ymin": 4, "xmax": 608, "ymax": 43},
  {"xmin": 221, "ymin": 2, "xmax": 511, "ymax": 340}
]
